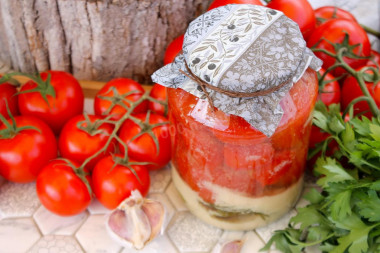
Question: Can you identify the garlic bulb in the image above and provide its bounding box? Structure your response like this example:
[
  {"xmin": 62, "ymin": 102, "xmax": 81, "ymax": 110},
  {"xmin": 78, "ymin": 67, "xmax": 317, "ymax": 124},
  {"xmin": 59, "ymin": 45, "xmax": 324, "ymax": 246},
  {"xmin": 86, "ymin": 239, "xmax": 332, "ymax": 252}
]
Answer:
[{"xmin": 106, "ymin": 190, "xmax": 165, "ymax": 250}]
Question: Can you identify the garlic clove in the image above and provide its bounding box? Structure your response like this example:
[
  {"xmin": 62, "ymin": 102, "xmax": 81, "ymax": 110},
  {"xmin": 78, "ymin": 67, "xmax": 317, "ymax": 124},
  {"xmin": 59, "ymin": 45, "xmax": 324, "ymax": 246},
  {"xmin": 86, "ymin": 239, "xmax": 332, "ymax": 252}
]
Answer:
[
  {"xmin": 106, "ymin": 190, "xmax": 165, "ymax": 250},
  {"xmin": 220, "ymin": 240, "xmax": 243, "ymax": 253},
  {"xmin": 142, "ymin": 199, "xmax": 165, "ymax": 243}
]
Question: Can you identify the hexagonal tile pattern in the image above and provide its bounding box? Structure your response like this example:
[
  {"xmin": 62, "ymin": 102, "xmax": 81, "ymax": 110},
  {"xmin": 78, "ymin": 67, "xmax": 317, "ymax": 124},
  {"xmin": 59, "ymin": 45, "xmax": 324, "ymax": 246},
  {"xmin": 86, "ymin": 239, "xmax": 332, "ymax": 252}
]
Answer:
[
  {"xmin": 29, "ymin": 235, "xmax": 84, "ymax": 253},
  {"xmin": 149, "ymin": 165, "xmax": 172, "ymax": 193},
  {"xmin": 168, "ymin": 212, "xmax": 222, "ymax": 252},
  {"xmin": 76, "ymin": 214, "xmax": 122, "ymax": 253},
  {"xmin": 33, "ymin": 205, "xmax": 88, "ymax": 235},
  {"xmin": 165, "ymin": 182, "xmax": 189, "ymax": 212},
  {"xmin": 0, "ymin": 182, "xmax": 40, "ymax": 218},
  {"xmin": 240, "ymin": 231, "xmax": 266, "ymax": 253},
  {"xmin": 121, "ymin": 234, "xmax": 178, "ymax": 253},
  {"xmin": 0, "ymin": 218, "xmax": 41, "ymax": 252}
]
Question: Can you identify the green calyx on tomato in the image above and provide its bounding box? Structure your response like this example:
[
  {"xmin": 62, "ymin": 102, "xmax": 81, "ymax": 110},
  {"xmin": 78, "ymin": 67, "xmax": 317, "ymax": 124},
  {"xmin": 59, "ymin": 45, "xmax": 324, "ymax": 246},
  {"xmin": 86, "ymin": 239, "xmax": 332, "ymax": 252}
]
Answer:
[
  {"xmin": 56, "ymin": 158, "xmax": 93, "ymax": 197},
  {"xmin": 125, "ymin": 111, "xmax": 170, "ymax": 156},
  {"xmin": 308, "ymin": 19, "xmax": 371, "ymax": 78},
  {"xmin": 97, "ymin": 86, "xmax": 144, "ymax": 115},
  {"xmin": 0, "ymin": 115, "xmax": 58, "ymax": 183},
  {"xmin": 0, "ymin": 103, "xmax": 40, "ymax": 139},
  {"xmin": 109, "ymin": 154, "xmax": 149, "ymax": 185},
  {"xmin": 94, "ymin": 78, "xmax": 148, "ymax": 120},
  {"xmin": 59, "ymin": 114, "xmax": 116, "ymax": 171},
  {"xmin": 76, "ymin": 113, "xmax": 109, "ymax": 137},
  {"xmin": 0, "ymin": 74, "xmax": 20, "ymax": 87},
  {"xmin": 13, "ymin": 72, "xmax": 56, "ymax": 104},
  {"xmin": 118, "ymin": 111, "xmax": 171, "ymax": 171},
  {"xmin": 36, "ymin": 159, "xmax": 91, "ymax": 216},
  {"xmin": 314, "ymin": 6, "xmax": 357, "ymax": 28},
  {"xmin": 312, "ymin": 32, "xmax": 369, "ymax": 70},
  {"xmin": 17, "ymin": 71, "xmax": 84, "ymax": 135},
  {"xmin": 92, "ymin": 154, "xmax": 150, "ymax": 210}
]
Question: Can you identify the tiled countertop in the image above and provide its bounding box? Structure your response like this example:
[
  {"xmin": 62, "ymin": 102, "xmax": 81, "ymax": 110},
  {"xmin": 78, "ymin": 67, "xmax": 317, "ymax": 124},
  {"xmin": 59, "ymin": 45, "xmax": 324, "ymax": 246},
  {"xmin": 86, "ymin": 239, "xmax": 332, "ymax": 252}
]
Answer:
[
  {"xmin": 0, "ymin": 165, "xmax": 319, "ymax": 253},
  {"xmin": 0, "ymin": 0, "xmax": 379, "ymax": 252},
  {"xmin": 0, "ymin": 102, "xmax": 319, "ymax": 253}
]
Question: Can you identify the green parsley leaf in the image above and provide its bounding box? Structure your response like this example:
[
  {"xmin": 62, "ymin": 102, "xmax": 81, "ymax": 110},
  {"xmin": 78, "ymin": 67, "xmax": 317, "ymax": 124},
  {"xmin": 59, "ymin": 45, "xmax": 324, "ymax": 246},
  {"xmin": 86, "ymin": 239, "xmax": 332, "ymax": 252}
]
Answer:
[
  {"xmin": 330, "ymin": 213, "xmax": 375, "ymax": 253},
  {"xmin": 314, "ymin": 157, "xmax": 355, "ymax": 187},
  {"xmin": 354, "ymin": 189, "xmax": 380, "ymax": 222},
  {"xmin": 303, "ymin": 188, "xmax": 324, "ymax": 205}
]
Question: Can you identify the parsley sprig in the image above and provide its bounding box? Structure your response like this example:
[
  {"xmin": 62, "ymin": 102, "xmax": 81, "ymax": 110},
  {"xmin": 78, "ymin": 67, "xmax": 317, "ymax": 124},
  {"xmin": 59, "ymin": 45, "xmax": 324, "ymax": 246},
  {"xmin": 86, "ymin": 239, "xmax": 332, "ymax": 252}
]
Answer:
[
  {"xmin": 263, "ymin": 102, "xmax": 380, "ymax": 253},
  {"xmin": 263, "ymin": 32, "xmax": 380, "ymax": 252}
]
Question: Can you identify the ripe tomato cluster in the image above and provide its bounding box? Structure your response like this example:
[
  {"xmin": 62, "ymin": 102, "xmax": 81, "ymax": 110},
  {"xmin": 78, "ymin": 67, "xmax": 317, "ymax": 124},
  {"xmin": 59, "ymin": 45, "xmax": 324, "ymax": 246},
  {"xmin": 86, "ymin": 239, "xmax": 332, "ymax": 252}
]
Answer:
[{"xmin": 0, "ymin": 71, "xmax": 170, "ymax": 216}]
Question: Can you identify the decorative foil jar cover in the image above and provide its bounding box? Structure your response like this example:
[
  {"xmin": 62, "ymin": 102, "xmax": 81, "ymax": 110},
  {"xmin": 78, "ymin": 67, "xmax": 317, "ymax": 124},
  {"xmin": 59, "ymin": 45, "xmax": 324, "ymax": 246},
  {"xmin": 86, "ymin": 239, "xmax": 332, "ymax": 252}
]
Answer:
[{"xmin": 152, "ymin": 4, "xmax": 322, "ymax": 136}]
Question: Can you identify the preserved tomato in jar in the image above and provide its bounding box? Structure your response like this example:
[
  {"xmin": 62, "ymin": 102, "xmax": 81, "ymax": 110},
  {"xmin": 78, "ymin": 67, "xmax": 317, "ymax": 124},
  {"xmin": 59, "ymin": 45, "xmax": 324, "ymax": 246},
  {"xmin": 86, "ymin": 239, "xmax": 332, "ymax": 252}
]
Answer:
[
  {"xmin": 168, "ymin": 69, "xmax": 318, "ymax": 230},
  {"xmin": 152, "ymin": 4, "xmax": 322, "ymax": 230}
]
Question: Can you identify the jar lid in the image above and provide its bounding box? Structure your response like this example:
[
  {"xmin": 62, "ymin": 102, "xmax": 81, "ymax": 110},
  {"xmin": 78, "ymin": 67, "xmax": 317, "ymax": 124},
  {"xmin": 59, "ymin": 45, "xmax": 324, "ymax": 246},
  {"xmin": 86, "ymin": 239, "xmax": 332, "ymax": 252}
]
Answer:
[{"xmin": 152, "ymin": 4, "xmax": 322, "ymax": 136}]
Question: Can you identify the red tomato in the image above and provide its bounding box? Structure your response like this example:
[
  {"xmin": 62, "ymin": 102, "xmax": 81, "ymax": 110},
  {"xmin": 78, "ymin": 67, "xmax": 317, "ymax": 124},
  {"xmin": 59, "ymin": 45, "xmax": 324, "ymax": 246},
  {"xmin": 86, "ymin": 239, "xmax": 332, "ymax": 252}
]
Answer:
[
  {"xmin": 36, "ymin": 159, "xmax": 92, "ymax": 216},
  {"xmin": 94, "ymin": 78, "xmax": 147, "ymax": 120},
  {"xmin": 307, "ymin": 19, "xmax": 371, "ymax": 77},
  {"xmin": 18, "ymin": 71, "xmax": 84, "ymax": 135},
  {"xmin": 314, "ymin": 6, "xmax": 357, "ymax": 28},
  {"xmin": 0, "ymin": 82, "xmax": 19, "ymax": 120},
  {"xmin": 58, "ymin": 114, "xmax": 115, "ymax": 170},
  {"xmin": 118, "ymin": 113, "xmax": 171, "ymax": 170},
  {"xmin": 0, "ymin": 116, "xmax": 57, "ymax": 183},
  {"xmin": 341, "ymin": 68, "xmax": 380, "ymax": 117},
  {"xmin": 92, "ymin": 155, "xmax": 150, "ymax": 209},
  {"xmin": 368, "ymin": 50, "xmax": 380, "ymax": 68},
  {"xmin": 317, "ymin": 69, "xmax": 341, "ymax": 106},
  {"xmin": 164, "ymin": 35, "xmax": 184, "ymax": 65},
  {"xmin": 148, "ymin": 83, "xmax": 167, "ymax": 115},
  {"xmin": 308, "ymin": 124, "xmax": 330, "ymax": 149},
  {"xmin": 208, "ymin": 0, "xmax": 263, "ymax": 10},
  {"xmin": 267, "ymin": 0, "xmax": 316, "ymax": 39}
]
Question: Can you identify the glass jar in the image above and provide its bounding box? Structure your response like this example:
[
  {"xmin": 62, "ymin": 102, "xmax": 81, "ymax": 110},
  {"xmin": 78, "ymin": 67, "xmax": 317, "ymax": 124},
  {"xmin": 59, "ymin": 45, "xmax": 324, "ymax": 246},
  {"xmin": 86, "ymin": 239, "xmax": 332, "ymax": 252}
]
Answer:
[{"xmin": 168, "ymin": 68, "xmax": 318, "ymax": 230}]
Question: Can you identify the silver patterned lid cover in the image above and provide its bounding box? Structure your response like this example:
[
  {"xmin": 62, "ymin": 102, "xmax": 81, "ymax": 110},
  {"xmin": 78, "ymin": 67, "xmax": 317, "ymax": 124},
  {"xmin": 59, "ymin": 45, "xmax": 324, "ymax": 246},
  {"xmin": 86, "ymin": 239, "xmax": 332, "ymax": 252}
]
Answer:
[{"xmin": 151, "ymin": 4, "xmax": 322, "ymax": 136}]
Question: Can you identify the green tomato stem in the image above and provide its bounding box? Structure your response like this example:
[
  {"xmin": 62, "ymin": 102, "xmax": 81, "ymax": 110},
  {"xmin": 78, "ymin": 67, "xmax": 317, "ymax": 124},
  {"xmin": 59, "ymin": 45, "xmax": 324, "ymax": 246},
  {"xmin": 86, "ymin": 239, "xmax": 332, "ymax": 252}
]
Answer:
[
  {"xmin": 80, "ymin": 91, "xmax": 151, "ymax": 169},
  {"xmin": 342, "ymin": 96, "xmax": 372, "ymax": 118},
  {"xmin": 336, "ymin": 48, "xmax": 380, "ymax": 117},
  {"xmin": 313, "ymin": 46, "xmax": 380, "ymax": 118},
  {"xmin": 361, "ymin": 24, "xmax": 380, "ymax": 38}
]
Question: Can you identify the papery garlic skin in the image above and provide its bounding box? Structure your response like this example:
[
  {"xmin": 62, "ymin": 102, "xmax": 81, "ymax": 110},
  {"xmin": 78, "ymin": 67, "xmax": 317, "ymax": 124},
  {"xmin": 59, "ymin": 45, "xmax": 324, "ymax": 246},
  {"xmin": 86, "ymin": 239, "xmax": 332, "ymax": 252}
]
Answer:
[
  {"xmin": 106, "ymin": 190, "xmax": 165, "ymax": 250},
  {"xmin": 220, "ymin": 240, "xmax": 243, "ymax": 253}
]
